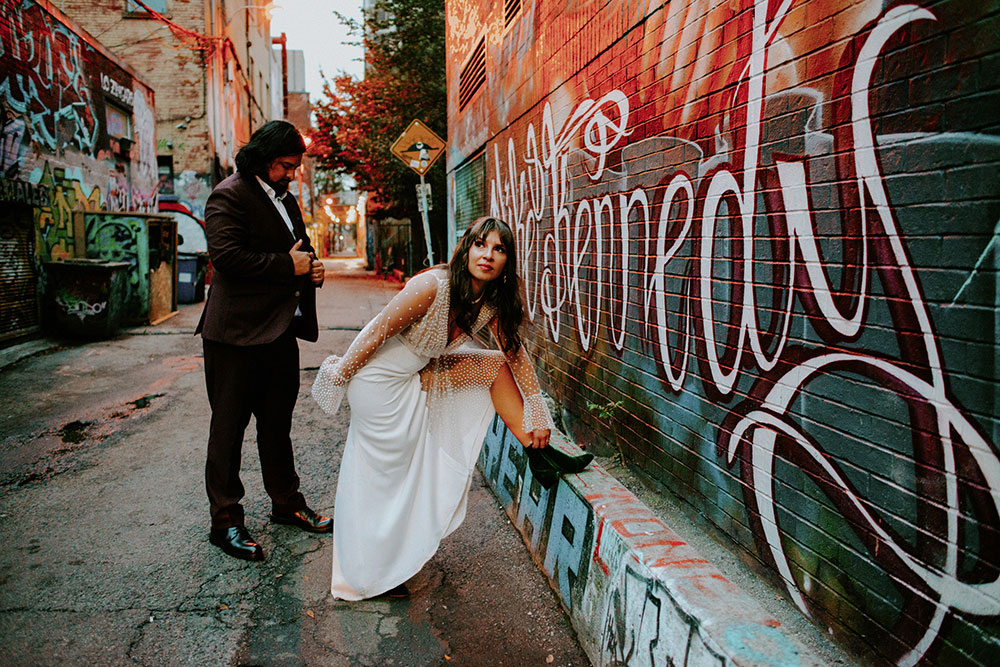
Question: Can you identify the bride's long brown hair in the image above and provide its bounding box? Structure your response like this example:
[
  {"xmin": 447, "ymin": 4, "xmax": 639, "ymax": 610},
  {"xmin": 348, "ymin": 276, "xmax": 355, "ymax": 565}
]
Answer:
[{"xmin": 448, "ymin": 217, "xmax": 523, "ymax": 356}]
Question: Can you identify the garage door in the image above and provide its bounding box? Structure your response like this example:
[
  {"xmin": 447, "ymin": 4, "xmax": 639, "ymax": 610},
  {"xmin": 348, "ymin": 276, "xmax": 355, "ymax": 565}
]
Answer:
[{"xmin": 0, "ymin": 206, "xmax": 40, "ymax": 343}]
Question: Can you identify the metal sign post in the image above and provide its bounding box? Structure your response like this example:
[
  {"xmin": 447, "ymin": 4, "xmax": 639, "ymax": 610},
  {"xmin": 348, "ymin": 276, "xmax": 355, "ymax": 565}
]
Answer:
[
  {"xmin": 390, "ymin": 120, "xmax": 446, "ymax": 267},
  {"xmin": 417, "ymin": 174, "xmax": 433, "ymax": 264}
]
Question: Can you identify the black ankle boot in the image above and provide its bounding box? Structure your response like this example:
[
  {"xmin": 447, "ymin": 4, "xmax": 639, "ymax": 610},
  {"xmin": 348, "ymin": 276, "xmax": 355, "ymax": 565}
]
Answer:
[{"xmin": 524, "ymin": 446, "xmax": 594, "ymax": 489}]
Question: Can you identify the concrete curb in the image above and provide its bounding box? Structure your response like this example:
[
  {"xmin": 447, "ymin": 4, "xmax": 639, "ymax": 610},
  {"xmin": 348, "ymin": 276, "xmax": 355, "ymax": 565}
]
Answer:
[
  {"xmin": 477, "ymin": 417, "xmax": 817, "ymax": 667},
  {"xmin": 0, "ymin": 338, "xmax": 61, "ymax": 372}
]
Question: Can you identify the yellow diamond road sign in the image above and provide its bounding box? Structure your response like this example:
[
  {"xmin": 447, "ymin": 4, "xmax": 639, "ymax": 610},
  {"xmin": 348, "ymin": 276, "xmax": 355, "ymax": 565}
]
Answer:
[{"xmin": 390, "ymin": 120, "xmax": 446, "ymax": 176}]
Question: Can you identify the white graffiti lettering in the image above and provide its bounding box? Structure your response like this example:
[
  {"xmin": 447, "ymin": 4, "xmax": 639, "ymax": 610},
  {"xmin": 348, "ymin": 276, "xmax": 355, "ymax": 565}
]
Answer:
[
  {"xmin": 100, "ymin": 73, "xmax": 135, "ymax": 106},
  {"xmin": 488, "ymin": 2, "xmax": 1000, "ymax": 664},
  {"xmin": 56, "ymin": 295, "xmax": 106, "ymax": 321}
]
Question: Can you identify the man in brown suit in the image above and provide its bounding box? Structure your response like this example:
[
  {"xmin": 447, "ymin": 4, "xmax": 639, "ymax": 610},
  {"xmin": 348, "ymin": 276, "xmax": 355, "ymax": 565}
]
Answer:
[{"xmin": 197, "ymin": 121, "xmax": 331, "ymax": 562}]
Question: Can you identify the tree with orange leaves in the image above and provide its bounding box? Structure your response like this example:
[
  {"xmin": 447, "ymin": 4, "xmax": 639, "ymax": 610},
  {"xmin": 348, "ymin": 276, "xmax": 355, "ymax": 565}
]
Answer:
[{"xmin": 310, "ymin": 0, "xmax": 446, "ymax": 266}]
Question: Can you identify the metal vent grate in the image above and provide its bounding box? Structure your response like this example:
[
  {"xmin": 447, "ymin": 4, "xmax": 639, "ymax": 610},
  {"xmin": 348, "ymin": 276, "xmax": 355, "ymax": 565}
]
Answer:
[
  {"xmin": 458, "ymin": 37, "xmax": 486, "ymax": 112},
  {"xmin": 454, "ymin": 151, "xmax": 487, "ymax": 238},
  {"xmin": 504, "ymin": 0, "xmax": 521, "ymax": 29}
]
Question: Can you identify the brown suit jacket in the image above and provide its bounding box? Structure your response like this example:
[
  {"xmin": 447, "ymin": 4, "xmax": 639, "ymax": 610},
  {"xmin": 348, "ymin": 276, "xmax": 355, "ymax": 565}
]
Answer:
[{"xmin": 196, "ymin": 171, "xmax": 319, "ymax": 345}]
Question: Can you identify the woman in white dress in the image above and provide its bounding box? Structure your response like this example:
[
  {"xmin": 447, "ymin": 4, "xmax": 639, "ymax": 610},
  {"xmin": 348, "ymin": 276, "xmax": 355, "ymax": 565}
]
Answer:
[{"xmin": 311, "ymin": 216, "xmax": 592, "ymax": 600}]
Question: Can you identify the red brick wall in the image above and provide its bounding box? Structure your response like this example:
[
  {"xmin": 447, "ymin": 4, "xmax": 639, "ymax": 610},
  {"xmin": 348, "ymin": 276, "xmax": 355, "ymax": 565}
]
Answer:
[
  {"xmin": 61, "ymin": 0, "xmax": 213, "ymax": 176},
  {"xmin": 447, "ymin": 0, "xmax": 1000, "ymax": 663}
]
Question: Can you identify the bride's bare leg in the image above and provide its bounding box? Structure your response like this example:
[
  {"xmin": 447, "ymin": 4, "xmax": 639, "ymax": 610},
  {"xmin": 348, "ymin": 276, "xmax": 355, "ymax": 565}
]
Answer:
[{"xmin": 490, "ymin": 362, "xmax": 532, "ymax": 447}]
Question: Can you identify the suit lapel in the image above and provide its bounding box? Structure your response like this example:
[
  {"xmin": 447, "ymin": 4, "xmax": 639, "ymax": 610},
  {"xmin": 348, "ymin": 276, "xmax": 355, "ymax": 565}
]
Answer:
[
  {"xmin": 276, "ymin": 195, "xmax": 298, "ymax": 243},
  {"xmin": 280, "ymin": 195, "xmax": 301, "ymax": 239},
  {"xmin": 244, "ymin": 174, "xmax": 299, "ymax": 246},
  {"xmin": 282, "ymin": 194, "xmax": 314, "ymax": 253}
]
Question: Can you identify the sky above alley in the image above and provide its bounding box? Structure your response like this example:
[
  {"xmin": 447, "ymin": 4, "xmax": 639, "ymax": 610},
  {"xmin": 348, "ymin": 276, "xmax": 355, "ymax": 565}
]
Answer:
[{"xmin": 269, "ymin": 0, "xmax": 365, "ymax": 102}]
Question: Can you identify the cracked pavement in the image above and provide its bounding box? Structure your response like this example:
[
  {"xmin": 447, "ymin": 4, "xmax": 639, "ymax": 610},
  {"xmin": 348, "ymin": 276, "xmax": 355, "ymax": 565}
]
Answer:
[{"xmin": 0, "ymin": 259, "xmax": 590, "ymax": 666}]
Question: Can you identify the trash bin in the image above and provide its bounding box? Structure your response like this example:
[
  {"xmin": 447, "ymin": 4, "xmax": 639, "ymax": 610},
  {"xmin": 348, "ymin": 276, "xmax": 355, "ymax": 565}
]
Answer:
[
  {"xmin": 43, "ymin": 259, "xmax": 131, "ymax": 338},
  {"xmin": 83, "ymin": 212, "xmax": 177, "ymax": 324},
  {"xmin": 177, "ymin": 251, "xmax": 209, "ymax": 303}
]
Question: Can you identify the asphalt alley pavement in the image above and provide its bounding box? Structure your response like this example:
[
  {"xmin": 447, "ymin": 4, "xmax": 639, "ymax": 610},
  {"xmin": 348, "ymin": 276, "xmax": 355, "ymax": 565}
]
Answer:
[{"xmin": 0, "ymin": 258, "xmax": 590, "ymax": 666}]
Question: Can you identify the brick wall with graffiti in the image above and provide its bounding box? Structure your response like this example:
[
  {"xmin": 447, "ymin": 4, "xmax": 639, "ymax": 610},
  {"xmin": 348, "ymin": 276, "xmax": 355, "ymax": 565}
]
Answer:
[
  {"xmin": 480, "ymin": 418, "xmax": 814, "ymax": 666},
  {"xmin": 0, "ymin": 0, "xmax": 158, "ymax": 262},
  {"xmin": 447, "ymin": 0, "xmax": 1000, "ymax": 663}
]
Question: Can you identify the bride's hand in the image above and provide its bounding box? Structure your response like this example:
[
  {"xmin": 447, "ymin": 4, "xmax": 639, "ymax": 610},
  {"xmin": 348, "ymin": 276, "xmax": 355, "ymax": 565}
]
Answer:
[
  {"xmin": 313, "ymin": 354, "xmax": 349, "ymax": 414},
  {"xmin": 528, "ymin": 428, "xmax": 550, "ymax": 449},
  {"xmin": 321, "ymin": 355, "xmax": 346, "ymax": 384}
]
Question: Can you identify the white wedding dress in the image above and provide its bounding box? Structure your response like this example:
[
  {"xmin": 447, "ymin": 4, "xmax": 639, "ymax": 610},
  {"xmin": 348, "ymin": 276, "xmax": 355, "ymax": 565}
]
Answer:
[{"xmin": 312, "ymin": 268, "xmax": 555, "ymax": 600}]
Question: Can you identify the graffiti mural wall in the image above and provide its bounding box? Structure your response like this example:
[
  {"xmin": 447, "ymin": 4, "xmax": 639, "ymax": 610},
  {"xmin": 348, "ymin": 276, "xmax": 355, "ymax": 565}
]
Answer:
[
  {"xmin": 447, "ymin": 0, "xmax": 1000, "ymax": 663},
  {"xmin": 173, "ymin": 170, "xmax": 213, "ymax": 219},
  {"xmin": 480, "ymin": 417, "xmax": 812, "ymax": 666},
  {"xmin": 0, "ymin": 0, "xmax": 158, "ymax": 261},
  {"xmin": 83, "ymin": 213, "xmax": 149, "ymax": 321}
]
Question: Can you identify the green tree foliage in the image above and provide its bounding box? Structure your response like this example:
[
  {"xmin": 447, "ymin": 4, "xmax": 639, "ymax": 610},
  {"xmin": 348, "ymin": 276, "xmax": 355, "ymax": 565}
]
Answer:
[{"xmin": 310, "ymin": 0, "xmax": 446, "ymax": 263}]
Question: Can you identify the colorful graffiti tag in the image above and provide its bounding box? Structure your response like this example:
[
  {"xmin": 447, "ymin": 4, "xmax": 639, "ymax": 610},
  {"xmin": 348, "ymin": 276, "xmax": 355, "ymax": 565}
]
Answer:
[
  {"xmin": 0, "ymin": 0, "xmax": 98, "ymax": 156},
  {"xmin": 30, "ymin": 161, "xmax": 101, "ymax": 261},
  {"xmin": 479, "ymin": 419, "xmax": 809, "ymax": 666},
  {"xmin": 174, "ymin": 170, "xmax": 213, "ymax": 219},
  {"xmin": 1, "ymin": 104, "xmax": 28, "ymax": 176},
  {"xmin": 54, "ymin": 292, "xmax": 106, "ymax": 321},
  {"xmin": 131, "ymin": 87, "xmax": 157, "ymax": 213},
  {"xmin": 1, "ymin": 0, "xmax": 160, "ymax": 226},
  {"xmin": 465, "ymin": 0, "xmax": 1000, "ymax": 663},
  {"xmin": 84, "ymin": 213, "xmax": 149, "ymax": 321}
]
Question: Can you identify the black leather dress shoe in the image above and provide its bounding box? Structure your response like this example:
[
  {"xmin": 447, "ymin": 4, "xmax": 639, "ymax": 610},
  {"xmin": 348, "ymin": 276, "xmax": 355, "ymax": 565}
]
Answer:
[
  {"xmin": 209, "ymin": 525, "xmax": 264, "ymax": 561},
  {"xmin": 379, "ymin": 583, "xmax": 409, "ymax": 599},
  {"xmin": 525, "ymin": 446, "xmax": 594, "ymax": 489},
  {"xmin": 270, "ymin": 507, "xmax": 333, "ymax": 534},
  {"xmin": 369, "ymin": 584, "xmax": 410, "ymax": 600}
]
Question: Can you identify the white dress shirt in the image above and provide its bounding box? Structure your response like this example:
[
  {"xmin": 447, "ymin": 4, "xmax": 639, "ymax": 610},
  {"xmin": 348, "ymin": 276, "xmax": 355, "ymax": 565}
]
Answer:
[
  {"xmin": 256, "ymin": 175, "xmax": 303, "ymax": 315},
  {"xmin": 255, "ymin": 175, "xmax": 296, "ymax": 239}
]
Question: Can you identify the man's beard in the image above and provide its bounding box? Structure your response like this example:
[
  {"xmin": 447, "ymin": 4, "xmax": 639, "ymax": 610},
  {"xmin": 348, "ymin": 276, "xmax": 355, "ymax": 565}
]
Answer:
[{"xmin": 267, "ymin": 177, "xmax": 291, "ymax": 195}]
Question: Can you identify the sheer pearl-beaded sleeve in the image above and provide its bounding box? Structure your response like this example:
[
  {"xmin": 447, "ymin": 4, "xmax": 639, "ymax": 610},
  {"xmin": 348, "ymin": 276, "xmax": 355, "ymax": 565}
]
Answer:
[
  {"xmin": 488, "ymin": 319, "xmax": 557, "ymax": 433},
  {"xmin": 312, "ymin": 271, "xmax": 440, "ymax": 414}
]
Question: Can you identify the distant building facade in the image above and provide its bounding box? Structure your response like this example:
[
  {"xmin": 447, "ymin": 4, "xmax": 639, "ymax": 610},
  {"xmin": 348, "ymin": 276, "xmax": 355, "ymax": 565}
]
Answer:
[{"xmin": 281, "ymin": 48, "xmax": 313, "ymax": 216}]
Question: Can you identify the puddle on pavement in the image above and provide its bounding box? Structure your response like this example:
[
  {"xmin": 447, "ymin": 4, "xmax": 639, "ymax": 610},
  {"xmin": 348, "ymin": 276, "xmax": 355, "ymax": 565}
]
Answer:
[
  {"xmin": 5, "ymin": 393, "xmax": 169, "ymax": 490},
  {"xmin": 58, "ymin": 420, "xmax": 92, "ymax": 444},
  {"xmin": 108, "ymin": 393, "xmax": 166, "ymax": 419},
  {"xmin": 128, "ymin": 393, "xmax": 165, "ymax": 410}
]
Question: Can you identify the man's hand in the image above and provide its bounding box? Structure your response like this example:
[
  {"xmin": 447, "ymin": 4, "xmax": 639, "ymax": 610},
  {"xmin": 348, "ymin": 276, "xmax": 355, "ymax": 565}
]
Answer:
[
  {"xmin": 309, "ymin": 254, "xmax": 325, "ymax": 286},
  {"xmin": 289, "ymin": 239, "xmax": 311, "ymax": 276}
]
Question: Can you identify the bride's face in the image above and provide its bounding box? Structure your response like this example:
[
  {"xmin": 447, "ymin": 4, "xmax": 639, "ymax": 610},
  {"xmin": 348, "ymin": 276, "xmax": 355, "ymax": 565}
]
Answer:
[{"xmin": 467, "ymin": 230, "xmax": 508, "ymax": 289}]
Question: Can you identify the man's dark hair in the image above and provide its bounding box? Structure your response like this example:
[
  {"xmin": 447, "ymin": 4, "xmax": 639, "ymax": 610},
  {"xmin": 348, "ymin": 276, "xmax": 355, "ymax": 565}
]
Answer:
[{"xmin": 234, "ymin": 121, "xmax": 306, "ymax": 176}]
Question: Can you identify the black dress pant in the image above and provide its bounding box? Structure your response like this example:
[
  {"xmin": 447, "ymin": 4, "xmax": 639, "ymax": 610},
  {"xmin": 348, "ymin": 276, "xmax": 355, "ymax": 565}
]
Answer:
[{"xmin": 203, "ymin": 330, "xmax": 307, "ymax": 529}]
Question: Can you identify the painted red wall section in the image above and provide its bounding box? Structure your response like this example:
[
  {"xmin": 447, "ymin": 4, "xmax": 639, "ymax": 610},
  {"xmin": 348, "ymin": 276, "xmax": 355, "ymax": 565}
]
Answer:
[{"xmin": 447, "ymin": 0, "xmax": 1000, "ymax": 663}]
